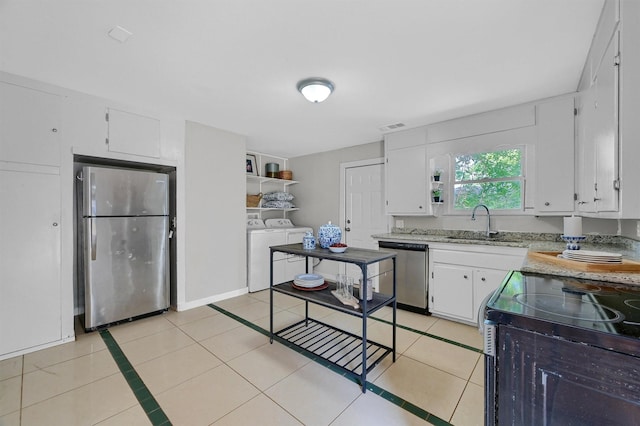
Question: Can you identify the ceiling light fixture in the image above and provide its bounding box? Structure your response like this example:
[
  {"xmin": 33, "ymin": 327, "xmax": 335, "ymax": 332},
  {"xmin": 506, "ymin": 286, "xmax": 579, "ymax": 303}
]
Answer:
[{"xmin": 297, "ymin": 78, "xmax": 334, "ymax": 103}]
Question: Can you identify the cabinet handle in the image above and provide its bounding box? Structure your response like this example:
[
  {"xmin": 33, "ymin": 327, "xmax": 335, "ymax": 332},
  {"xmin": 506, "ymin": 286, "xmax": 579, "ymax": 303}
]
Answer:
[
  {"xmin": 345, "ymin": 227, "xmax": 351, "ymax": 232},
  {"xmin": 52, "ymin": 222, "xmax": 58, "ymax": 227},
  {"xmin": 463, "ymin": 275, "xmax": 468, "ymax": 279},
  {"xmin": 481, "ymin": 277, "xmax": 486, "ymax": 281},
  {"xmin": 418, "ymin": 205, "xmax": 423, "ymax": 209},
  {"xmin": 51, "ymin": 128, "xmax": 58, "ymax": 132},
  {"xmin": 544, "ymin": 202, "xmax": 550, "ymax": 206},
  {"xmin": 594, "ymin": 197, "xmax": 601, "ymax": 202}
]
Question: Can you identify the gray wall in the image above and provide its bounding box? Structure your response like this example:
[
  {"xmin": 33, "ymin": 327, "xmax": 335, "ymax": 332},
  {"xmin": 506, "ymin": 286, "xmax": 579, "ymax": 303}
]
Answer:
[
  {"xmin": 289, "ymin": 141, "xmax": 384, "ymax": 230},
  {"xmin": 185, "ymin": 121, "xmax": 247, "ymax": 303}
]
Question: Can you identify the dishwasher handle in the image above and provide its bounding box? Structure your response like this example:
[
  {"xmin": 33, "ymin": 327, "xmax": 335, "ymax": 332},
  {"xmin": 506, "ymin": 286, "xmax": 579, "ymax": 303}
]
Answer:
[{"xmin": 379, "ymin": 241, "xmax": 428, "ymax": 251}]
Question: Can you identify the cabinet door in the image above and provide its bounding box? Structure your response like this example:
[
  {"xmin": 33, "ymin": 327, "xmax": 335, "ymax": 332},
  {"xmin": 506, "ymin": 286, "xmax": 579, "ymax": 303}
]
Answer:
[
  {"xmin": 577, "ymin": 88, "xmax": 597, "ymax": 213},
  {"xmin": 385, "ymin": 145, "xmax": 427, "ymax": 214},
  {"xmin": 577, "ymin": 33, "xmax": 619, "ymax": 213},
  {"xmin": 592, "ymin": 33, "xmax": 619, "ymax": 212},
  {"xmin": 473, "ymin": 268, "xmax": 508, "ymax": 323},
  {"xmin": 107, "ymin": 108, "xmax": 161, "ymax": 158},
  {"xmin": 0, "ymin": 82, "xmax": 61, "ymax": 166},
  {"xmin": 0, "ymin": 168, "xmax": 61, "ymax": 356},
  {"xmin": 535, "ymin": 97, "xmax": 575, "ymax": 213},
  {"xmin": 431, "ymin": 263, "xmax": 473, "ymax": 320}
]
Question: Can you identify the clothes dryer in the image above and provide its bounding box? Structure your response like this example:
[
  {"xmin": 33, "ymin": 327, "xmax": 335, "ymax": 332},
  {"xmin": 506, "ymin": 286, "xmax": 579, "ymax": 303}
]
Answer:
[{"xmin": 247, "ymin": 218, "xmax": 312, "ymax": 292}]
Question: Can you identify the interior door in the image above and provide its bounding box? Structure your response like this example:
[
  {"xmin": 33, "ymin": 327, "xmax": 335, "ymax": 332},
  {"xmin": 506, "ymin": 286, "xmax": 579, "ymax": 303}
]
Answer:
[{"xmin": 343, "ymin": 162, "xmax": 386, "ymax": 285}]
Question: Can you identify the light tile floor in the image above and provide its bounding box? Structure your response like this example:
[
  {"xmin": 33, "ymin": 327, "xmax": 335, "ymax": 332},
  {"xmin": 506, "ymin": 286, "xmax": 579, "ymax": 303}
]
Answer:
[{"xmin": 0, "ymin": 290, "xmax": 485, "ymax": 425}]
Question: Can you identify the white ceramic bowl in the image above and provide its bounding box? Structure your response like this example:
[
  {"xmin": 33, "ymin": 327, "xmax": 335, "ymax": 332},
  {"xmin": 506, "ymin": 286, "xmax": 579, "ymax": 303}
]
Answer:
[{"xmin": 328, "ymin": 246, "xmax": 347, "ymax": 253}]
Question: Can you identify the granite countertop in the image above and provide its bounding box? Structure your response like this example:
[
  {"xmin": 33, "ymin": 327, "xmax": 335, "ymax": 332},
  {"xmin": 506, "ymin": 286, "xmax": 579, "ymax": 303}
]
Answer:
[{"xmin": 373, "ymin": 228, "xmax": 640, "ymax": 285}]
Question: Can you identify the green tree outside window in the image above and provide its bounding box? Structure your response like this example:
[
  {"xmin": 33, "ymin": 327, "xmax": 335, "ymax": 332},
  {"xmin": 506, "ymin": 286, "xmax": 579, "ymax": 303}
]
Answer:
[{"xmin": 453, "ymin": 148, "xmax": 523, "ymax": 210}]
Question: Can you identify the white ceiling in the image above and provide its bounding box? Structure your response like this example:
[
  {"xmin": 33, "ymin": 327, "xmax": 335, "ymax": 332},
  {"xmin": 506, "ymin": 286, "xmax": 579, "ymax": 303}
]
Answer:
[{"xmin": 0, "ymin": 0, "xmax": 604, "ymax": 158}]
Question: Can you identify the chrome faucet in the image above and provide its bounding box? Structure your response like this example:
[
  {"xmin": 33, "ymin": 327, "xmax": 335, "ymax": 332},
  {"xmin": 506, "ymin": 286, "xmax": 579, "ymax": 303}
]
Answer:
[{"xmin": 471, "ymin": 204, "xmax": 498, "ymax": 238}]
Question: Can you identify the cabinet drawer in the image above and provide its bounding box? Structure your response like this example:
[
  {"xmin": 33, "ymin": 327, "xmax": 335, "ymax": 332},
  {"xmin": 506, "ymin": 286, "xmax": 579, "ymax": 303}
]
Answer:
[{"xmin": 431, "ymin": 248, "xmax": 525, "ymax": 270}]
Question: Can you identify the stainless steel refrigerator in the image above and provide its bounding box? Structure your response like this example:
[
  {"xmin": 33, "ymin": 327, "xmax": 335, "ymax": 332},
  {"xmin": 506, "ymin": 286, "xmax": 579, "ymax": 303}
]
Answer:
[{"xmin": 79, "ymin": 166, "xmax": 170, "ymax": 329}]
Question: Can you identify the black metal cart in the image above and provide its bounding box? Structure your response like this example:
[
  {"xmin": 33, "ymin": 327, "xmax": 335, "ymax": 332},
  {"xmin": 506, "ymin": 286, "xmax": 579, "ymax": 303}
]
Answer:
[{"xmin": 269, "ymin": 243, "xmax": 397, "ymax": 393}]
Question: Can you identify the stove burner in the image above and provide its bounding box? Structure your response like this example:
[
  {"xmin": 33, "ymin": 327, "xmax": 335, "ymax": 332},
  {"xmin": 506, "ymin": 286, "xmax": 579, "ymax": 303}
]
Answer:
[
  {"xmin": 624, "ymin": 299, "xmax": 640, "ymax": 311},
  {"xmin": 514, "ymin": 293, "xmax": 623, "ymax": 323}
]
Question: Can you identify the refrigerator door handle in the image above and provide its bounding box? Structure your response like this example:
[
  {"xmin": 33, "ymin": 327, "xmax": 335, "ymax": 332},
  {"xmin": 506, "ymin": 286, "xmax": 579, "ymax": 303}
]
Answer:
[{"xmin": 90, "ymin": 218, "xmax": 97, "ymax": 260}]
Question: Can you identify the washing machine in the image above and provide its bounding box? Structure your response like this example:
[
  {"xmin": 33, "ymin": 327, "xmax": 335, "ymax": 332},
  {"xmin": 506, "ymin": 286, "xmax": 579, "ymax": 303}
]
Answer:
[{"xmin": 247, "ymin": 218, "xmax": 313, "ymax": 292}]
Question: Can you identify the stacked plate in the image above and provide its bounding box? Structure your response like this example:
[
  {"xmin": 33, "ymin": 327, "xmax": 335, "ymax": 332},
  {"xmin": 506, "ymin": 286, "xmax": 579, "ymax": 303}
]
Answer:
[
  {"xmin": 560, "ymin": 250, "xmax": 622, "ymax": 264},
  {"xmin": 293, "ymin": 273, "xmax": 325, "ymax": 288}
]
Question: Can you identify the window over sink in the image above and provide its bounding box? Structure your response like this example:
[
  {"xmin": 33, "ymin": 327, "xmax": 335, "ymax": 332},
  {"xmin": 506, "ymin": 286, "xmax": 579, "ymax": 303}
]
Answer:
[{"xmin": 452, "ymin": 147, "xmax": 524, "ymax": 211}]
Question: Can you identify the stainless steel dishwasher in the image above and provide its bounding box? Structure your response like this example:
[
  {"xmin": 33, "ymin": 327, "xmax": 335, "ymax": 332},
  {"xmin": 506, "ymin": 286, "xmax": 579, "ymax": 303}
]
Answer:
[{"xmin": 378, "ymin": 241, "xmax": 428, "ymax": 314}]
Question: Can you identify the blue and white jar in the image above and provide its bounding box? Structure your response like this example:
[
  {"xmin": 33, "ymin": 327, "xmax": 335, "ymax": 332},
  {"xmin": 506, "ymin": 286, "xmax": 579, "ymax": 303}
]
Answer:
[
  {"xmin": 302, "ymin": 231, "xmax": 316, "ymax": 250},
  {"xmin": 318, "ymin": 221, "xmax": 342, "ymax": 248}
]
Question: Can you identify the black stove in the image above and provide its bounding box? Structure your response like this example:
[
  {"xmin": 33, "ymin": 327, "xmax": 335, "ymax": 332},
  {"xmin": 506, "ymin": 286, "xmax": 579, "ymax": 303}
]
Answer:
[
  {"xmin": 486, "ymin": 270, "xmax": 640, "ymax": 356},
  {"xmin": 484, "ymin": 271, "xmax": 640, "ymax": 425}
]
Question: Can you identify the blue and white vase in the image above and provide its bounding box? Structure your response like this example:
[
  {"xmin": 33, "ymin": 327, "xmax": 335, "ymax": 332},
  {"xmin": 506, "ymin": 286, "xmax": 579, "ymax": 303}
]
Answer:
[
  {"xmin": 302, "ymin": 231, "xmax": 316, "ymax": 250},
  {"xmin": 318, "ymin": 221, "xmax": 342, "ymax": 248}
]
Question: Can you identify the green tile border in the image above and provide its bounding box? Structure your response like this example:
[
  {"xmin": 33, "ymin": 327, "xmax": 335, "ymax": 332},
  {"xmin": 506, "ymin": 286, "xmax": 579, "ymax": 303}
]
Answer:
[
  {"xmin": 208, "ymin": 303, "xmax": 452, "ymax": 426},
  {"xmin": 100, "ymin": 330, "xmax": 172, "ymax": 426},
  {"xmin": 369, "ymin": 315, "xmax": 484, "ymax": 354}
]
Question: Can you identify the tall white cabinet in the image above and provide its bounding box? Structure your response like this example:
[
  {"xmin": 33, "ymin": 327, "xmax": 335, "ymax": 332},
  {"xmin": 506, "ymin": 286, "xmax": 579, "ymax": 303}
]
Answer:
[{"xmin": 0, "ymin": 82, "xmax": 64, "ymax": 358}]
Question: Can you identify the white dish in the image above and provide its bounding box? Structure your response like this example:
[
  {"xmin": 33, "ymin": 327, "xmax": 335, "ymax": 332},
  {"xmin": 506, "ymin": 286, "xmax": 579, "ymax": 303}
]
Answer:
[
  {"xmin": 293, "ymin": 279, "xmax": 325, "ymax": 288},
  {"xmin": 294, "ymin": 273, "xmax": 323, "ymax": 281},
  {"xmin": 562, "ymin": 250, "xmax": 622, "ymax": 259},
  {"xmin": 559, "ymin": 255, "xmax": 622, "ymax": 264},
  {"xmin": 329, "ymin": 246, "xmax": 347, "ymax": 253}
]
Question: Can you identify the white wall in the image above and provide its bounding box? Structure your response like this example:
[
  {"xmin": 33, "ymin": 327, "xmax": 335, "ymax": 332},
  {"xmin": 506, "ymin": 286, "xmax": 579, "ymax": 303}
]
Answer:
[{"xmin": 183, "ymin": 121, "xmax": 247, "ymax": 307}]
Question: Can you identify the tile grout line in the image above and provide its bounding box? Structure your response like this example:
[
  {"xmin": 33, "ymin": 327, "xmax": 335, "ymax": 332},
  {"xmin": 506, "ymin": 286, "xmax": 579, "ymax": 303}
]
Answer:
[
  {"xmin": 208, "ymin": 303, "xmax": 452, "ymax": 426},
  {"xmin": 99, "ymin": 329, "xmax": 172, "ymax": 426}
]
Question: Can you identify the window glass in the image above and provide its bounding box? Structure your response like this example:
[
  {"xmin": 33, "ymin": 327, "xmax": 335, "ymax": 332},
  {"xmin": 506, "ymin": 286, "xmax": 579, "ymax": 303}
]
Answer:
[{"xmin": 453, "ymin": 148, "xmax": 523, "ymax": 210}]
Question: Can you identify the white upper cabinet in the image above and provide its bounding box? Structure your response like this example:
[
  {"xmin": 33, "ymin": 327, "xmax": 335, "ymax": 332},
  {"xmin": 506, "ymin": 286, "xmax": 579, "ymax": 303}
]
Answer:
[
  {"xmin": 577, "ymin": 32, "xmax": 619, "ymax": 214},
  {"xmin": 0, "ymin": 82, "xmax": 62, "ymax": 166},
  {"xmin": 384, "ymin": 127, "xmax": 429, "ymax": 215},
  {"xmin": 106, "ymin": 108, "xmax": 161, "ymax": 158},
  {"xmin": 576, "ymin": 0, "xmax": 640, "ymax": 218},
  {"xmin": 535, "ymin": 96, "xmax": 575, "ymax": 214}
]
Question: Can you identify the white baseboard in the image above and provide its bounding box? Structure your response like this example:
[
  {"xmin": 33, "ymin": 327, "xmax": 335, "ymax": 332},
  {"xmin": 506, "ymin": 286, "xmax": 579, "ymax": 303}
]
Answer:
[{"xmin": 175, "ymin": 287, "xmax": 249, "ymax": 312}]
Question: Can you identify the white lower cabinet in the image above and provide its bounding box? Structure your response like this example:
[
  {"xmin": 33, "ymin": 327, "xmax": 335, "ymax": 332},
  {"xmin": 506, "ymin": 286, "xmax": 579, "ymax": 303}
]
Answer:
[
  {"xmin": 429, "ymin": 245, "xmax": 527, "ymax": 325},
  {"xmin": 0, "ymin": 165, "xmax": 61, "ymax": 358},
  {"xmin": 431, "ymin": 264, "xmax": 474, "ymax": 321}
]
